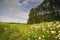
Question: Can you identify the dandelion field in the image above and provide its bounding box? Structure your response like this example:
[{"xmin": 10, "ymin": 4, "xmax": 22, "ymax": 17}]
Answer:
[{"xmin": 0, "ymin": 21, "xmax": 60, "ymax": 40}]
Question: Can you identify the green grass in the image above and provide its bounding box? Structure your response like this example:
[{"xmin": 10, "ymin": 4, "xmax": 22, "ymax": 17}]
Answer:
[{"xmin": 0, "ymin": 21, "xmax": 60, "ymax": 40}]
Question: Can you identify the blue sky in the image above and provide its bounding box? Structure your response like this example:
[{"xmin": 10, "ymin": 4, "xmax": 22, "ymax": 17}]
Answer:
[{"xmin": 0, "ymin": 0, "xmax": 43, "ymax": 23}]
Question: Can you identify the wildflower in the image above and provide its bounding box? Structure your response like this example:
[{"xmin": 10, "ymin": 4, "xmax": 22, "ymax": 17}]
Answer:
[
  {"xmin": 27, "ymin": 38, "xmax": 30, "ymax": 40},
  {"xmin": 34, "ymin": 35, "xmax": 37, "ymax": 38},
  {"xmin": 34, "ymin": 24, "xmax": 37, "ymax": 26},
  {"xmin": 55, "ymin": 36, "xmax": 58, "ymax": 39},
  {"xmin": 4, "ymin": 27, "xmax": 8, "ymax": 30},
  {"xmin": 57, "ymin": 25, "xmax": 60, "ymax": 28},
  {"xmin": 32, "ymin": 25, "xmax": 35, "ymax": 27},
  {"xmin": 48, "ymin": 24, "xmax": 50, "ymax": 27},
  {"xmin": 58, "ymin": 31, "xmax": 60, "ymax": 33},
  {"xmin": 35, "ymin": 25, "xmax": 40, "ymax": 29},
  {"xmin": 57, "ymin": 35, "xmax": 60, "ymax": 37},
  {"xmin": 30, "ymin": 27, "xmax": 33, "ymax": 29},
  {"xmin": 50, "ymin": 22, "xmax": 53, "ymax": 24},
  {"xmin": 59, "ymin": 38, "xmax": 60, "ymax": 39},
  {"xmin": 51, "ymin": 31, "xmax": 56, "ymax": 34},
  {"xmin": 53, "ymin": 24, "xmax": 56, "ymax": 26},
  {"xmin": 43, "ymin": 29, "xmax": 45, "ymax": 31},
  {"xmin": 55, "ymin": 21, "xmax": 59, "ymax": 24},
  {"xmin": 47, "ymin": 31, "xmax": 49, "ymax": 33},
  {"xmin": 28, "ymin": 34, "xmax": 30, "ymax": 36},
  {"xmin": 39, "ymin": 36, "xmax": 41, "ymax": 40},
  {"xmin": 42, "ymin": 35, "xmax": 45, "ymax": 38},
  {"xmin": 59, "ymin": 34, "xmax": 60, "ymax": 35},
  {"xmin": 50, "ymin": 28, "xmax": 53, "ymax": 30}
]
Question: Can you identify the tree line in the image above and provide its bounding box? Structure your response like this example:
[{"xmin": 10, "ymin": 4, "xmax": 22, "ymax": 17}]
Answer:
[{"xmin": 28, "ymin": 0, "xmax": 60, "ymax": 24}]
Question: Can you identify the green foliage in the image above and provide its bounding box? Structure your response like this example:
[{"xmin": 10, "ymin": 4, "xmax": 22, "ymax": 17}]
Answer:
[
  {"xmin": 28, "ymin": 8, "xmax": 41, "ymax": 24},
  {"xmin": 28, "ymin": 0, "xmax": 60, "ymax": 24}
]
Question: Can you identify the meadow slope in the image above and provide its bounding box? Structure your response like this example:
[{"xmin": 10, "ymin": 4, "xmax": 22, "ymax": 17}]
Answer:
[{"xmin": 0, "ymin": 21, "xmax": 60, "ymax": 40}]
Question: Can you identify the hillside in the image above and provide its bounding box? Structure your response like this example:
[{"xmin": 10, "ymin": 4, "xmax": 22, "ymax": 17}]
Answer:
[{"xmin": 0, "ymin": 21, "xmax": 60, "ymax": 40}]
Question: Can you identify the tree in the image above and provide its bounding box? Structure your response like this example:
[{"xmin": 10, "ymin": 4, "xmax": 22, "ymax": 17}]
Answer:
[{"xmin": 28, "ymin": 0, "xmax": 60, "ymax": 24}]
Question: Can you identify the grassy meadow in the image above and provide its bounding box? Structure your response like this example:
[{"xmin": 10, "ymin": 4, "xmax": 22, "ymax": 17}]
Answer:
[{"xmin": 0, "ymin": 21, "xmax": 60, "ymax": 40}]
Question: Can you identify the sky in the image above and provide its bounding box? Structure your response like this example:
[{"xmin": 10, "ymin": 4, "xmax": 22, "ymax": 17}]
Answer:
[{"xmin": 0, "ymin": 0, "xmax": 43, "ymax": 23}]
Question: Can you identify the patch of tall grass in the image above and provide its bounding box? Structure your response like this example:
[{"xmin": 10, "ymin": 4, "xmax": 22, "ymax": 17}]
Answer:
[{"xmin": 0, "ymin": 21, "xmax": 60, "ymax": 40}]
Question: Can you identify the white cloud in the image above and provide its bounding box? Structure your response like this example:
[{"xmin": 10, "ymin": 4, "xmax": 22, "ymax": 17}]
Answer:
[
  {"xmin": 0, "ymin": 0, "xmax": 43, "ymax": 23},
  {"xmin": 21, "ymin": 0, "xmax": 44, "ymax": 5}
]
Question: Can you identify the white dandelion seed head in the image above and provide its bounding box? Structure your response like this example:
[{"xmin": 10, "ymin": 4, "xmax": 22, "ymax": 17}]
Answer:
[
  {"xmin": 59, "ymin": 38, "xmax": 60, "ymax": 39},
  {"xmin": 42, "ymin": 35, "xmax": 45, "ymax": 38},
  {"xmin": 50, "ymin": 22, "xmax": 53, "ymax": 24},
  {"xmin": 58, "ymin": 31, "xmax": 60, "ymax": 33},
  {"xmin": 57, "ymin": 25, "xmax": 60, "ymax": 28},
  {"xmin": 57, "ymin": 35, "xmax": 60, "ymax": 37},
  {"xmin": 43, "ymin": 29, "xmax": 45, "ymax": 31},
  {"xmin": 53, "ymin": 24, "xmax": 56, "ymax": 26},
  {"xmin": 59, "ymin": 34, "xmax": 60, "ymax": 35},
  {"xmin": 51, "ymin": 31, "xmax": 56, "ymax": 34},
  {"xmin": 4, "ymin": 27, "xmax": 8, "ymax": 30},
  {"xmin": 48, "ymin": 24, "xmax": 51, "ymax": 27},
  {"xmin": 55, "ymin": 21, "xmax": 59, "ymax": 24},
  {"xmin": 34, "ymin": 35, "xmax": 37, "ymax": 38},
  {"xmin": 50, "ymin": 28, "xmax": 53, "ymax": 30},
  {"xmin": 55, "ymin": 36, "xmax": 58, "ymax": 39},
  {"xmin": 30, "ymin": 27, "xmax": 33, "ymax": 29},
  {"xmin": 27, "ymin": 38, "xmax": 30, "ymax": 40},
  {"xmin": 32, "ymin": 25, "xmax": 35, "ymax": 27},
  {"xmin": 47, "ymin": 31, "xmax": 49, "ymax": 33},
  {"xmin": 39, "ymin": 36, "xmax": 41, "ymax": 39}
]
